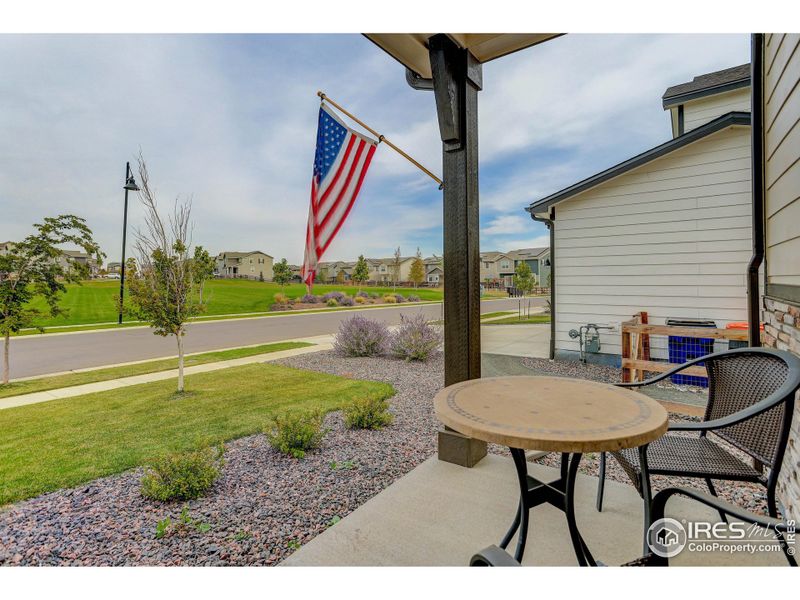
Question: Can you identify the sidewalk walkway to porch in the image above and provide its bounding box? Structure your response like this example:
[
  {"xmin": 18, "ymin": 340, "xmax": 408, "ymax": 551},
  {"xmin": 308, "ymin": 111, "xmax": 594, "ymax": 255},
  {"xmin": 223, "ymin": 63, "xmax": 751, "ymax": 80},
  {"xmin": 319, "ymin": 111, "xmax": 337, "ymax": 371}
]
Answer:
[
  {"xmin": 282, "ymin": 454, "xmax": 785, "ymax": 567},
  {"xmin": 481, "ymin": 324, "xmax": 550, "ymax": 359}
]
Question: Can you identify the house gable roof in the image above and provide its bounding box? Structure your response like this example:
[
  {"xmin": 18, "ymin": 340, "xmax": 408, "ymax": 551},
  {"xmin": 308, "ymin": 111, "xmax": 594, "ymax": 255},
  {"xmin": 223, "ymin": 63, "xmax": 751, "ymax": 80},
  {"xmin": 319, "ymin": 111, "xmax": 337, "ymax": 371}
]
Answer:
[
  {"xmin": 217, "ymin": 250, "xmax": 273, "ymax": 259},
  {"xmin": 662, "ymin": 63, "xmax": 750, "ymax": 109},
  {"xmin": 526, "ymin": 111, "xmax": 751, "ymax": 215}
]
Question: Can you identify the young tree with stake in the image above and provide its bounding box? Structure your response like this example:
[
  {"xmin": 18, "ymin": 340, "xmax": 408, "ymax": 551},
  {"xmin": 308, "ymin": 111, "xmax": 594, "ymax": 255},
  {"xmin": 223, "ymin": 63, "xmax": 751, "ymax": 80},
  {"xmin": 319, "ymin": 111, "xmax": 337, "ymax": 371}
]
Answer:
[
  {"xmin": 352, "ymin": 255, "xmax": 369, "ymax": 290},
  {"xmin": 409, "ymin": 247, "xmax": 425, "ymax": 288},
  {"xmin": 192, "ymin": 245, "xmax": 216, "ymax": 303},
  {"xmin": 392, "ymin": 246, "xmax": 402, "ymax": 290},
  {"xmin": 512, "ymin": 260, "xmax": 534, "ymax": 296},
  {"xmin": 272, "ymin": 258, "xmax": 292, "ymax": 287},
  {"xmin": 125, "ymin": 156, "xmax": 203, "ymax": 393},
  {"xmin": 0, "ymin": 216, "xmax": 102, "ymax": 384}
]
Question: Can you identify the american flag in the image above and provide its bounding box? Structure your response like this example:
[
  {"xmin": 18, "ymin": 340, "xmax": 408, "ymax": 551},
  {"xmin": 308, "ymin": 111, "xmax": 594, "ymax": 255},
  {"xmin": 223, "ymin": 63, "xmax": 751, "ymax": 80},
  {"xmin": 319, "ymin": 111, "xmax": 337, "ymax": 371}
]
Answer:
[{"xmin": 301, "ymin": 105, "xmax": 377, "ymax": 288}]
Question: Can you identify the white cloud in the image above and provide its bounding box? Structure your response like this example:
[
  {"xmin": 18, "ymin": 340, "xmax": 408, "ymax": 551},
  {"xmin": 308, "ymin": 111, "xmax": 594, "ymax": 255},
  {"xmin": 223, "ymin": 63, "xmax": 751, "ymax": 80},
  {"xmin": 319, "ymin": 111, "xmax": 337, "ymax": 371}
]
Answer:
[{"xmin": 0, "ymin": 33, "xmax": 750, "ymax": 265}]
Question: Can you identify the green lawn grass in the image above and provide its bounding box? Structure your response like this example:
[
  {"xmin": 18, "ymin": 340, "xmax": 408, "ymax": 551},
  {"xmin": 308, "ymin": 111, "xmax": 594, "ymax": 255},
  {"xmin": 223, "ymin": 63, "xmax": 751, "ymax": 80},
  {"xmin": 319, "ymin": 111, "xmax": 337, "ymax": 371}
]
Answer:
[
  {"xmin": 0, "ymin": 341, "xmax": 312, "ymax": 399},
  {"xmin": 485, "ymin": 314, "xmax": 551, "ymax": 325},
  {"xmin": 25, "ymin": 279, "xmax": 444, "ymax": 328},
  {"xmin": 0, "ymin": 362, "xmax": 394, "ymax": 505},
  {"xmin": 479, "ymin": 311, "xmax": 516, "ymax": 320}
]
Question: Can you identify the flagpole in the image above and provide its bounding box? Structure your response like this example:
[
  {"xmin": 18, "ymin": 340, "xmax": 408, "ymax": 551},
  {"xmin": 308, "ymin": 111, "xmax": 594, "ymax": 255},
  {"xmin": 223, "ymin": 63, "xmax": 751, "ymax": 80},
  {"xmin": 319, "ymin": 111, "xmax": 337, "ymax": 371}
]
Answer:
[{"xmin": 317, "ymin": 91, "xmax": 443, "ymax": 189}]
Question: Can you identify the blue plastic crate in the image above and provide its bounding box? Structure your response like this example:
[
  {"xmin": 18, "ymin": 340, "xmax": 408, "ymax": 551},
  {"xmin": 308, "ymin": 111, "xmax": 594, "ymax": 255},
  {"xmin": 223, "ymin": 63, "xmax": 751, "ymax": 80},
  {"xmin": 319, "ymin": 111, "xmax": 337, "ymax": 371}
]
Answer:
[{"xmin": 666, "ymin": 319, "xmax": 717, "ymax": 388}]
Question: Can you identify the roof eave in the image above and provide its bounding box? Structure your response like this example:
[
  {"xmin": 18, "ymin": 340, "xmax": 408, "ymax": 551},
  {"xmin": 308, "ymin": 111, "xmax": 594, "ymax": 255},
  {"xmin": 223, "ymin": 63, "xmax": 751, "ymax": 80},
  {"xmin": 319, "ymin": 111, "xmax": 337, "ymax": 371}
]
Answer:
[{"xmin": 662, "ymin": 77, "xmax": 750, "ymax": 109}]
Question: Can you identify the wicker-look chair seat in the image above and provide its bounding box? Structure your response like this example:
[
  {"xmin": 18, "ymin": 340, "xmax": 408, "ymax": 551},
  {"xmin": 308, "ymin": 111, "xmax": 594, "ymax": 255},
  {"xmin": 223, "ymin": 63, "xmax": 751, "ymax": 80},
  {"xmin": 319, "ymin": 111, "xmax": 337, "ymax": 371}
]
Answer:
[{"xmin": 611, "ymin": 435, "xmax": 762, "ymax": 494}]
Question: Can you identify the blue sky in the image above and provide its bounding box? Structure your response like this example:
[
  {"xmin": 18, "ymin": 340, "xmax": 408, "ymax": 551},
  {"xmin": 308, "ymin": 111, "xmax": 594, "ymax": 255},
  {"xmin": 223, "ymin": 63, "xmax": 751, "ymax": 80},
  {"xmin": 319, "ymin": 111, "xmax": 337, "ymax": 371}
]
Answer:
[{"xmin": 0, "ymin": 34, "xmax": 750, "ymax": 264}]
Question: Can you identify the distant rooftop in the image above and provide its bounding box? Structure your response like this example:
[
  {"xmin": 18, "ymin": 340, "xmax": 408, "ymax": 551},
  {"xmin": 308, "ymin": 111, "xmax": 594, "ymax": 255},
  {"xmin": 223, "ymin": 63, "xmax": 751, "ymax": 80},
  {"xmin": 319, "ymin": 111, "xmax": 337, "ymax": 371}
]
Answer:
[{"xmin": 662, "ymin": 63, "xmax": 750, "ymax": 108}]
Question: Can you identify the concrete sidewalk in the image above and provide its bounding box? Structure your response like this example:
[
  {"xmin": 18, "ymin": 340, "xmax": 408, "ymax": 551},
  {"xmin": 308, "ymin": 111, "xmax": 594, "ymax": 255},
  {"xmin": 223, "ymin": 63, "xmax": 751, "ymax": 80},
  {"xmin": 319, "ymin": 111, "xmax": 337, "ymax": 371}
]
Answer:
[
  {"xmin": 0, "ymin": 335, "xmax": 333, "ymax": 411},
  {"xmin": 481, "ymin": 323, "xmax": 550, "ymax": 358}
]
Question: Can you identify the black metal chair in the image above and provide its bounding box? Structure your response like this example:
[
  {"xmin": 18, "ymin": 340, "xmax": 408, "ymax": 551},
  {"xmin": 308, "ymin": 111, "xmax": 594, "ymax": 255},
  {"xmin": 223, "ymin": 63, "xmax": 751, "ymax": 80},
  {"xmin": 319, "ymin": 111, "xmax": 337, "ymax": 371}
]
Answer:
[
  {"xmin": 470, "ymin": 486, "xmax": 797, "ymax": 566},
  {"xmin": 595, "ymin": 347, "xmax": 800, "ymax": 540}
]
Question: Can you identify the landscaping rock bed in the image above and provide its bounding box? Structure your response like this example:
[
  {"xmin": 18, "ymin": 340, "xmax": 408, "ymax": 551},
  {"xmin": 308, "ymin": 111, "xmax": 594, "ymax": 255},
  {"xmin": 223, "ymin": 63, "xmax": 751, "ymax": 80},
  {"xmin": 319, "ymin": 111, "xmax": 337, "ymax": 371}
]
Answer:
[
  {"xmin": 0, "ymin": 351, "xmax": 443, "ymax": 566},
  {"xmin": 0, "ymin": 351, "xmax": 768, "ymax": 565}
]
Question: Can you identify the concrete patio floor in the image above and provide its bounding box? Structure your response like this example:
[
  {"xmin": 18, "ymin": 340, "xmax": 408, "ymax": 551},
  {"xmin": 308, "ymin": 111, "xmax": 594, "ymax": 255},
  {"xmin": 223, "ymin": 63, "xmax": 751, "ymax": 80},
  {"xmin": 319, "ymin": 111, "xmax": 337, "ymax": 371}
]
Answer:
[
  {"xmin": 481, "ymin": 324, "xmax": 550, "ymax": 358},
  {"xmin": 282, "ymin": 454, "xmax": 786, "ymax": 567}
]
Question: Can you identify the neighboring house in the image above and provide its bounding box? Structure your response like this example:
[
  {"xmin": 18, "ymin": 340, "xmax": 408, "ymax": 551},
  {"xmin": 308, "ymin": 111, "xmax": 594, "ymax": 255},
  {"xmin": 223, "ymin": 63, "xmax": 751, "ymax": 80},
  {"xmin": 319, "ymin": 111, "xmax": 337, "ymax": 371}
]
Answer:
[
  {"xmin": 56, "ymin": 249, "xmax": 100, "ymax": 277},
  {"xmin": 424, "ymin": 256, "xmax": 443, "ymax": 285},
  {"xmin": 215, "ymin": 251, "xmax": 273, "ymax": 280},
  {"xmin": 527, "ymin": 63, "xmax": 753, "ymax": 364},
  {"xmin": 509, "ymin": 247, "xmax": 551, "ymax": 287},
  {"xmin": 107, "ymin": 262, "xmax": 122, "ymax": 274},
  {"xmin": 287, "ymin": 264, "xmax": 303, "ymax": 282},
  {"xmin": 308, "ymin": 255, "xmax": 428, "ymax": 284},
  {"xmin": 317, "ymin": 260, "xmax": 356, "ymax": 283},
  {"xmin": 0, "ymin": 241, "xmax": 15, "ymax": 256},
  {"xmin": 367, "ymin": 256, "xmax": 416, "ymax": 283},
  {"xmin": 480, "ymin": 252, "xmax": 516, "ymax": 287}
]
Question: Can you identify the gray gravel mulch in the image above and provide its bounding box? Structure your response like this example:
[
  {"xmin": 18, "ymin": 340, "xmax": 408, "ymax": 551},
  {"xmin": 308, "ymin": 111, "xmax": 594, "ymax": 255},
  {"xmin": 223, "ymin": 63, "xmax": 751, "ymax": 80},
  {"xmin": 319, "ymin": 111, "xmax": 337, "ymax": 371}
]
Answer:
[{"xmin": 0, "ymin": 351, "xmax": 770, "ymax": 566}]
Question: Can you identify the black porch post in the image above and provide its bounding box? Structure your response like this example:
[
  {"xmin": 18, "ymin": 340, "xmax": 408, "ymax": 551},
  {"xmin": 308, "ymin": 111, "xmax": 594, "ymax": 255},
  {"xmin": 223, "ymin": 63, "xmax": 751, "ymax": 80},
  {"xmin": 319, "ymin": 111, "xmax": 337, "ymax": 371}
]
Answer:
[{"xmin": 429, "ymin": 34, "xmax": 487, "ymax": 466}]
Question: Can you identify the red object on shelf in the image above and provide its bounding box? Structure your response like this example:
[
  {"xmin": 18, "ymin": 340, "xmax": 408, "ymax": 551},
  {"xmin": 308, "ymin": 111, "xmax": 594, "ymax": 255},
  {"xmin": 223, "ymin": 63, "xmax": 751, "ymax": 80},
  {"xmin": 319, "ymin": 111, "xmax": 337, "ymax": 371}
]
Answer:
[{"xmin": 726, "ymin": 321, "xmax": 764, "ymax": 330}]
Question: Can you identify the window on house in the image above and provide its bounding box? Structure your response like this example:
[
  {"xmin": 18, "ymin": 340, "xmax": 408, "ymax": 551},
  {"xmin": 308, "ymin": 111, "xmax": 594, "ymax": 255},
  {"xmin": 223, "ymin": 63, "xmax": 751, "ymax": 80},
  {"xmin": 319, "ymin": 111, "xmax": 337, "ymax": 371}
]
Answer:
[
  {"xmin": 500, "ymin": 261, "xmax": 510, "ymax": 269},
  {"xmin": 483, "ymin": 262, "xmax": 490, "ymax": 269}
]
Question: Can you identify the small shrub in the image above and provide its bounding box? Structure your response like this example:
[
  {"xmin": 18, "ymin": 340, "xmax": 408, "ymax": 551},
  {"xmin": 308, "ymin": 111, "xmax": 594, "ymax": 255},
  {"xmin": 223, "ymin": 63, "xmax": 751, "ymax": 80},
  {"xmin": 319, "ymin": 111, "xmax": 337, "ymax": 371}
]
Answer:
[
  {"xmin": 390, "ymin": 313, "xmax": 442, "ymax": 361},
  {"xmin": 274, "ymin": 292, "xmax": 289, "ymax": 304},
  {"xmin": 333, "ymin": 315, "xmax": 390, "ymax": 357},
  {"xmin": 343, "ymin": 395, "xmax": 394, "ymax": 430},
  {"xmin": 322, "ymin": 291, "xmax": 346, "ymax": 302},
  {"xmin": 155, "ymin": 517, "xmax": 171, "ymax": 539},
  {"xmin": 383, "ymin": 295, "xmax": 397, "ymax": 304},
  {"xmin": 326, "ymin": 298, "xmax": 339, "ymax": 307},
  {"xmin": 355, "ymin": 296, "xmax": 367, "ymax": 304},
  {"xmin": 356, "ymin": 291, "xmax": 370, "ymax": 298},
  {"xmin": 394, "ymin": 294, "xmax": 405, "ymax": 303},
  {"xmin": 369, "ymin": 292, "xmax": 380, "ymax": 299},
  {"xmin": 141, "ymin": 446, "xmax": 223, "ymax": 502},
  {"xmin": 408, "ymin": 294, "xmax": 421, "ymax": 302},
  {"xmin": 265, "ymin": 410, "xmax": 327, "ymax": 459},
  {"xmin": 300, "ymin": 293, "xmax": 318, "ymax": 304},
  {"xmin": 339, "ymin": 295, "xmax": 355, "ymax": 307}
]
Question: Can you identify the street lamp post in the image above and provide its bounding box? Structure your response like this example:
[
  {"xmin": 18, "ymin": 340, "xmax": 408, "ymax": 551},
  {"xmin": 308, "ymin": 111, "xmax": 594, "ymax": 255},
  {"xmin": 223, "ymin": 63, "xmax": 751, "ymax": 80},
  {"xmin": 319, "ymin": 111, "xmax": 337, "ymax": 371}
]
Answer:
[{"xmin": 118, "ymin": 162, "xmax": 140, "ymax": 325}]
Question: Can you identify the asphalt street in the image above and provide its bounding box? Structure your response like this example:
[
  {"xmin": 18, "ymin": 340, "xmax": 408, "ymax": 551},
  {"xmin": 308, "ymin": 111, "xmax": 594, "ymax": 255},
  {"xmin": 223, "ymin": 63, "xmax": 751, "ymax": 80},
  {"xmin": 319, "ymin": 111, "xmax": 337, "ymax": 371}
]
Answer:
[{"xmin": 10, "ymin": 297, "xmax": 545, "ymax": 379}]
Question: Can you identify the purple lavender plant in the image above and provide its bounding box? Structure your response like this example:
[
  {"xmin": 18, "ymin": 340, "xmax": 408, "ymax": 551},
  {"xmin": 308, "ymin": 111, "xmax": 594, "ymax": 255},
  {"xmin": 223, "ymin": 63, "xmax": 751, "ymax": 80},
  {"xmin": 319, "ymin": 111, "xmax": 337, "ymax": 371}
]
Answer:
[
  {"xmin": 390, "ymin": 313, "xmax": 442, "ymax": 361},
  {"xmin": 339, "ymin": 295, "xmax": 355, "ymax": 307},
  {"xmin": 300, "ymin": 293, "xmax": 319, "ymax": 304},
  {"xmin": 333, "ymin": 315, "xmax": 390, "ymax": 357}
]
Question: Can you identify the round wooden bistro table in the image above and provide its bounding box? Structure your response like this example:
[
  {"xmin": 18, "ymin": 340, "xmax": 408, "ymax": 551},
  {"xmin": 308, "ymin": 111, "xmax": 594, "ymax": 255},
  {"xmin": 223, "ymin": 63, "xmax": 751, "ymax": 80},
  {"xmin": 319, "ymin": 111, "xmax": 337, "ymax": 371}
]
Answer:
[{"xmin": 433, "ymin": 376, "xmax": 668, "ymax": 566}]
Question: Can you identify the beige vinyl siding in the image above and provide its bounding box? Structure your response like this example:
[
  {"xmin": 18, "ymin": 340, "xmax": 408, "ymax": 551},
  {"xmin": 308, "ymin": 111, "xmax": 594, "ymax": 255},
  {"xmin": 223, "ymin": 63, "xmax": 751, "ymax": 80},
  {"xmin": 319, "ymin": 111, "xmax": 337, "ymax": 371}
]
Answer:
[
  {"xmin": 765, "ymin": 33, "xmax": 800, "ymax": 286},
  {"xmin": 682, "ymin": 87, "xmax": 751, "ymax": 132},
  {"xmin": 553, "ymin": 126, "xmax": 752, "ymax": 358}
]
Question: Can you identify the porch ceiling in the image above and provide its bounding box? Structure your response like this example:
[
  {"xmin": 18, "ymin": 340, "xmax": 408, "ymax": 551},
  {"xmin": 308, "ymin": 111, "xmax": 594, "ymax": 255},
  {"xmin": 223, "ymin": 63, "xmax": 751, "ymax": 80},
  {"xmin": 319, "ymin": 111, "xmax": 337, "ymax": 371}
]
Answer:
[{"xmin": 364, "ymin": 34, "xmax": 562, "ymax": 79}]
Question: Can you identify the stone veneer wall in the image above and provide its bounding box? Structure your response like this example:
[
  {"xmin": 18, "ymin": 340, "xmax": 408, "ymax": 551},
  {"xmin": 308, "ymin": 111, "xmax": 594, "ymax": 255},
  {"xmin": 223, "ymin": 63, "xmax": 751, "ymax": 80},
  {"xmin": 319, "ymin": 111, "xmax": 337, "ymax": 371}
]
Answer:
[{"xmin": 763, "ymin": 297, "xmax": 800, "ymax": 520}]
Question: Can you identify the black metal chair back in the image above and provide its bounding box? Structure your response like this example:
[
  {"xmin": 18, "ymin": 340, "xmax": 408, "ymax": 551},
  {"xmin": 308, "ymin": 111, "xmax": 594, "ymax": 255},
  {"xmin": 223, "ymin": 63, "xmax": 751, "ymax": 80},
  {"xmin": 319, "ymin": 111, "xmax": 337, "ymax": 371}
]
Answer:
[{"xmin": 705, "ymin": 350, "xmax": 794, "ymax": 470}]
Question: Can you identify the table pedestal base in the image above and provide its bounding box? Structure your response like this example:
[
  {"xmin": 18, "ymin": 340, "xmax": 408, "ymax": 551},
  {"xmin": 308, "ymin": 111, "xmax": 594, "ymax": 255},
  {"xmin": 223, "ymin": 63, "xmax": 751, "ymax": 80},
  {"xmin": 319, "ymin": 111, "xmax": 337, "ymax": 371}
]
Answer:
[{"xmin": 500, "ymin": 449, "xmax": 598, "ymax": 566}]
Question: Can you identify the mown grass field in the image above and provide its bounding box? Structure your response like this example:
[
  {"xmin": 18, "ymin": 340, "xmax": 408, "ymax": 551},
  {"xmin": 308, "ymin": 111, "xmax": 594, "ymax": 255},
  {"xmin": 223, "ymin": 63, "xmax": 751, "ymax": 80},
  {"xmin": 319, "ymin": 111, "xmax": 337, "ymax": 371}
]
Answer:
[
  {"xmin": 25, "ymin": 279, "xmax": 444, "ymax": 328},
  {"xmin": 0, "ymin": 362, "xmax": 395, "ymax": 505}
]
